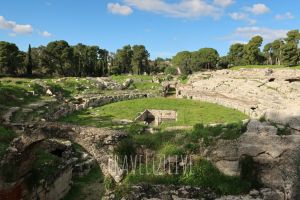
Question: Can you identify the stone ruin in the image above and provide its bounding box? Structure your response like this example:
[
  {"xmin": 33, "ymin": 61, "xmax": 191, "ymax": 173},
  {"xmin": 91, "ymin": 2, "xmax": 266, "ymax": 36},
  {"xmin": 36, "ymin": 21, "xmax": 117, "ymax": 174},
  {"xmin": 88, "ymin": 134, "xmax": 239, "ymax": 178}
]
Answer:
[
  {"xmin": 175, "ymin": 68, "xmax": 300, "ymax": 199},
  {"xmin": 176, "ymin": 68, "xmax": 300, "ymax": 129},
  {"xmin": 135, "ymin": 109, "xmax": 177, "ymax": 126}
]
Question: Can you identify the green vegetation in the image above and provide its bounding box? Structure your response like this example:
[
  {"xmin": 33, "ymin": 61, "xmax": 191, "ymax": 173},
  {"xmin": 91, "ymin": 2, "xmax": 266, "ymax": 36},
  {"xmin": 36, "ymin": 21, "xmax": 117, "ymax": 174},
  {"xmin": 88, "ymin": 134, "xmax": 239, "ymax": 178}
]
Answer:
[
  {"xmin": 1, "ymin": 30, "xmax": 300, "ymax": 77},
  {"xmin": 164, "ymin": 66, "xmax": 178, "ymax": 75},
  {"xmin": 119, "ymin": 159, "xmax": 252, "ymax": 196},
  {"xmin": 63, "ymin": 166, "xmax": 104, "ymax": 200},
  {"xmin": 112, "ymin": 122, "xmax": 250, "ymax": 196},
  {"xmin": 60, "ymin": 98, "xmax": 248, "ymax": 128},
  {"xmin": 276, "ymin": 124, "xmax": 292, "ymax": 136},
  {"xmin": 26, "ymin": 148, "xmax": 62, "ymax": 188},
  {"xmin": 190, "ymin": 123, "xmax": 247, "ymax": 146},
  {"xmin": 111, "ymin": 75, "xmax": 160, "ymax": 91},
  {"xmin": 0, "ymin": 77, "xmax": 106, "ymax": 116},
  {"xmin": 0, "ymin": 126, "xmax": 17, "ymax": 160},
  {"xmin": 181, "ymin": 159, "xmax": 251, "ymax": 195},
  {"xmin": 0, "ymin": 79, "xmax": 43, "ymax": 113}
]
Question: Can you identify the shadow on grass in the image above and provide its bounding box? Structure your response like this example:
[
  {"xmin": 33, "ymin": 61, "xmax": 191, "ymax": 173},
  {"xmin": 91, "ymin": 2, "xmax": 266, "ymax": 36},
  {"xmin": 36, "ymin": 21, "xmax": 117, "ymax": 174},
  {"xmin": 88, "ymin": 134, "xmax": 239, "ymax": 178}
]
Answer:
[{"xmin": 59, "ymin": 112, "xmax": 117, "ymax": 128}]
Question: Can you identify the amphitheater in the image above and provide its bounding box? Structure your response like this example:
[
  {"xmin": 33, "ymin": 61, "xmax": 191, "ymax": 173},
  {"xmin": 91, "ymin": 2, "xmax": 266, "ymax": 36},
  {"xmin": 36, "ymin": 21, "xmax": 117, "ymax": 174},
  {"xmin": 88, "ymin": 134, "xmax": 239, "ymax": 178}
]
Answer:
[{"xmin": 176, "ymin": 68, "xmax": 300, "ymax": 130}]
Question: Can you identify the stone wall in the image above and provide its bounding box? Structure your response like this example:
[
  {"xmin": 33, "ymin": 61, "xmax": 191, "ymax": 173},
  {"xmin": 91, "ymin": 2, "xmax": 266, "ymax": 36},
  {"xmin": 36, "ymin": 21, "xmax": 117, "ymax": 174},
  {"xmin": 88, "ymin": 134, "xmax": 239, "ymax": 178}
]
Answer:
[{"xmin": 49, "ymin": 93, "xmax": 150, "ymax": 121}]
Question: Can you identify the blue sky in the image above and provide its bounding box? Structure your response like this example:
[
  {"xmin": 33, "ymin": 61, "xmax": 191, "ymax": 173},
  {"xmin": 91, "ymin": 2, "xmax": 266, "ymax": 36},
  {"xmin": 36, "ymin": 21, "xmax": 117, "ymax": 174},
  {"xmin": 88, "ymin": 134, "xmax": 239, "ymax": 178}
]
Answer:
[{"xmin": 0, "ymin": 0, "xmax": 299, "ymax": 59}]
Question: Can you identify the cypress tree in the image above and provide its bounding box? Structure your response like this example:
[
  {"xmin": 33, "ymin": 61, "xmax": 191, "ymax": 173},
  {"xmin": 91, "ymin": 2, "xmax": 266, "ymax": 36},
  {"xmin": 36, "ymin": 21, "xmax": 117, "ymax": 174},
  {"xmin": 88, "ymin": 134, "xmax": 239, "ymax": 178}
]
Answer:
[{"xmin": 25, "ymin": 44, "xmax": 33, "ymax": 75}]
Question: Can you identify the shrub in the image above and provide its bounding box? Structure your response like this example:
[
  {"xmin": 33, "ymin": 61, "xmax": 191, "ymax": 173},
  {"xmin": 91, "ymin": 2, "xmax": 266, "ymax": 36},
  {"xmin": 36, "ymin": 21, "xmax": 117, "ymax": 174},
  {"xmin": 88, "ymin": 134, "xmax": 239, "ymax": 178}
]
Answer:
[
  {"xmin": 180, "ymin": 159, "xmax": 251, "ymax": 195},
  {"xmin": 259, "ymin": 115, "xmax": 267, "ymax": 122},
  {"xmin": 104, "ymin": 176, "xmax": 115, "ymax": 191},
  {"xmin": 164, "ymin": 67, "xmax": 177, "ymax": 75},
  {"xmin": 277, "ymin": 124, "xmax": 292, "ymax": 136},
  {"xmin": 158, "ymin": 143, "xmax": 184, "ymax": 156},
  {"xmin": 0, "ymin": 126, "xmax": 17, "ymax": 160},
  {"xmin": 114, "ymin": 138, "xmax": 137, "ymax": 159},
  {"xmin": 189, "ymin": 123, "xmax": 247, "ymax": 146}
]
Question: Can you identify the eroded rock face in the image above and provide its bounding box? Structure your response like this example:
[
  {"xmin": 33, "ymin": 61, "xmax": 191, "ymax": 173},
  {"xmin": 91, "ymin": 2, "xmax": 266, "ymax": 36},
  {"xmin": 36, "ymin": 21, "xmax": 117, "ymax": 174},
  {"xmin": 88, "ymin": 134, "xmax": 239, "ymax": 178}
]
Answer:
[{"xmin": 208, "ymin": 120, "xmax": 300, "ymax": 199}]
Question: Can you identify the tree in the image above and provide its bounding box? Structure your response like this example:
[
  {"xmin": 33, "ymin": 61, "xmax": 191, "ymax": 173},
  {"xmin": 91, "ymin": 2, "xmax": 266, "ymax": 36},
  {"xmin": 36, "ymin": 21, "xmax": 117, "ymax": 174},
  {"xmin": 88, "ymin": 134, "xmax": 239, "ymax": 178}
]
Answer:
[
  {"xmin": 25, "ymin": 44, "xmax": 33, "ymax": 75},
  {"xmin": 0, "ymin": 41, "xmax": 21, "ymax": 75},
  {"xmin": 172, "ymin": 51, "xmax": 192, "ymax": 75},
  {"xmin": 72, "ymin": 43, "xmax": 88, "ymax": 76},
  {"xmin": 114, "ymin": 45, "xmax": 133, "ymax": 74},
  {"xmin": 191, "ymin": 48, "xmax": 219, "ymax": 72},
  {"xmin": 98, "ymin": 48, "xmax": 108, "ymax": 76},
  {"xmin": 150, "ymin": 57, "xmax": 170, "ymax": 74},
  {"xmin": 281, "ymin": 43, "xmax": 298, "ymax": 66},
  {"xmin": 285, "ymin": 30, "xmax": 300, "ymax": 44},
  {"xmin": 263, "ymin": 43, "xmax": 273, "ymax": 65},
  {"xmin": 42, "ymin": 40, "xmax": 73, "ymax": 76},
  {"xmin": 243, "ymin": 36, "xmax": 264, "ymax": 65},
  {"xmin": 218, "ymin": 56, "xmax": 230, "ymax": 69},
  {"xmin": 280, "ymin": 30, "xmax": 300, "ymax": 67},
  {"xmin": 227, "ymin": 43, "xmax": 245, "ymax": 66},
  {"xmin": 131, "ymin": 45, "xmax": 149, "ymax": 75},
  {"xmin": 271, "ymin": 40, "xmax": 284, "ymax": 65}
]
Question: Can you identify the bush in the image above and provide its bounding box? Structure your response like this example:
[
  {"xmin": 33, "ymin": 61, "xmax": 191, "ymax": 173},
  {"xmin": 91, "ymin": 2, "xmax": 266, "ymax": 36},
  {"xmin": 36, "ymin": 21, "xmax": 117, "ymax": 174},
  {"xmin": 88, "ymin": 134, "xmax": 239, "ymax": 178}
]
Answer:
[
  {"xmin": 164, "ymin": 67, "xmax": 177, "ymax": 75},
  {"xmin": 125, "ymin": 123, "xmax": 146, "ymax": 136},
  {"xmin": 277, "ymin": 124, "xmax": 292, "ymax": 136},
  {"xmin": 104, "ymin": 176, "xmax": 115, "ymax": 191},
  {"xmin": 189, "ymin": 123, "xmax": 247, "ymax": 146},
  {"xmin": 0, "ymin": 126, "xmax": 17, "ymax": 160},
  {"xmin": 180, "ymin": 159, "xmax": 251, "ymax": 195},
  {"xmin": 114, "ymin": 138, "xmax": 137, "ymax": 159},
  {"xmin": 158, "ymin": 143, "xmax": 184, "ymax": 156}
]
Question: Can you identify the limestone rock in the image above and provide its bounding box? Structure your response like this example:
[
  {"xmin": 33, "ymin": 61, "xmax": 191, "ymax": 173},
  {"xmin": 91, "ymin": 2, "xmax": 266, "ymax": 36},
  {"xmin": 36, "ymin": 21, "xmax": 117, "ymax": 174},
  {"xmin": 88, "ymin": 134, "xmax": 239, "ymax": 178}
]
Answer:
[{"xmin": 46, "ymin": 89, "xmax": 53, "ymax": 96}]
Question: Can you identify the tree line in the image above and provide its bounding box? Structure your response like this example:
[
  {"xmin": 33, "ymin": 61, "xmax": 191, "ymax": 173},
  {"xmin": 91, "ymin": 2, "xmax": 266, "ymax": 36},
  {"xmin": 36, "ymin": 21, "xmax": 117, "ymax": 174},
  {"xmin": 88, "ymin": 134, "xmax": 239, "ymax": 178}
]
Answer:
[
  {"xmin": 172, "ymin": 29, "xmax": 300, "ymax": 75},
  {"xmin": 0, "ymin": 41, "xmax": 154, "ymax": 77},
  {"xmin": 0, "ymin": 29, "xmax": 299, "ymax": 77}
]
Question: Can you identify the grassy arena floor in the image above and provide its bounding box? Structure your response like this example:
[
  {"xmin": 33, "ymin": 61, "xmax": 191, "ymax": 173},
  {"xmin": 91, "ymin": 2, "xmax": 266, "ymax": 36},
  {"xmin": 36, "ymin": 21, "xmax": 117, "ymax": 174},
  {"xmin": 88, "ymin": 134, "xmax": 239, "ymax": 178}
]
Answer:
[{"xmin": 60, "ymin": 98, "xmax": 248, "ymax": 128}]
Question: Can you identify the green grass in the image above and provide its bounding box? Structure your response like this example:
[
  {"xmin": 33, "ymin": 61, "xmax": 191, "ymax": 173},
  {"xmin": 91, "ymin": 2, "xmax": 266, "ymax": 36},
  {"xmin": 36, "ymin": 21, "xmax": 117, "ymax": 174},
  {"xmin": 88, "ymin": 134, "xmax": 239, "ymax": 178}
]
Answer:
[
  {"xmin": 230, "ymin": 65, "xmax": 300, "ymax": 70},
  {"xmin": 63, "ymin": 166, "xmax": 104, "ymax": 200},
  {"xmin": 119, "ymin": 159, "xmax": 251, "ymax": 196},
  {"xmin": 113, "ymin": 122, "xmax": 250, "ymax": 196},
  {"xmin": 0, "ymin": 79, "xmax": 43, "ymax": 112},
  {"xmin": 111, "ymin": 75, "xmax": 160, "ymax": 91},
  {"xmin": 60, "ymin": 98, "xmax": 248, "ymax": 128}
]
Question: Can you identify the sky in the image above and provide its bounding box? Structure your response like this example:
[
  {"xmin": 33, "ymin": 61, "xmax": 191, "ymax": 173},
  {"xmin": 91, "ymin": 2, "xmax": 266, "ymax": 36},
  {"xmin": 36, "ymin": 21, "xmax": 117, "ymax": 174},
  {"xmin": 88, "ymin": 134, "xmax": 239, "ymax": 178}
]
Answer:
[{"xmin": 0, "ymin": 0, "xmax": 299, "ymax": 59}]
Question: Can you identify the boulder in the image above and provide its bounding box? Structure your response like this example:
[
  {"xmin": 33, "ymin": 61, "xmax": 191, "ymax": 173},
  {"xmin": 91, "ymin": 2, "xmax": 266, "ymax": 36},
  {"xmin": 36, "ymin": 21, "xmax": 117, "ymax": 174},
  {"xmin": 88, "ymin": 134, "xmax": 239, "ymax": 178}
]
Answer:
[
  {"xmin": 208, "ymin": 120, "xmax": 300, "ymax": 199},
  {"xmin": 46, "ymin": 89, "xmax": 53, "ymax": 96}
]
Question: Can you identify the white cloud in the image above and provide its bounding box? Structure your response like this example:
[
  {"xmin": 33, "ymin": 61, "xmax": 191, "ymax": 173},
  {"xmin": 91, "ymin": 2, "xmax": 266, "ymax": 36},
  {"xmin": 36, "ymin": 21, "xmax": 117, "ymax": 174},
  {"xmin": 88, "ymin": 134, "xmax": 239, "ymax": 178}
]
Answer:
[
  {"xmin": 39, "ymin": 31, "xmax": 52, "ymax": 37},
  {"xmin": 12, "ymin": 24, "xmax": 33, "ymax": 34},
  {"xmin": 229, "ymin": 12, "xmax": 256, "ymax": 25},
  {"xmin": 246, "ymin": 4, "xmax": 270, "ymax": 15},
  {"xmin": 229, "ymin": 12, "xmax": 247, "ymax": 20},
  {"xmin": 107, "ymin": 3, "xmax": 133, "ymax": 15},
  {"xmin": 123, "ymin": 0, "xmax": 226, "ymax": 19},
  {"xmin": 275, "ymin": 12, "xmax": 294, "ymax": 20},
  {"xmin": 233, "ymin": 27, "xmax": 288, "ymax": 41},
  {"xmin": 213, "ymin": 0, "xmax": 234, "ymax": 8},
  {"xmin": 0, "ymin": 16, "xmax": 33, "ymax": 34}
]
